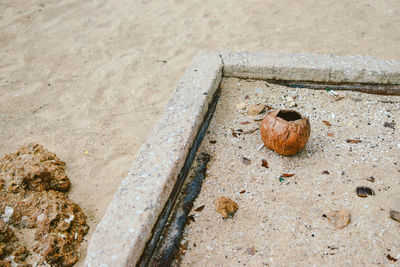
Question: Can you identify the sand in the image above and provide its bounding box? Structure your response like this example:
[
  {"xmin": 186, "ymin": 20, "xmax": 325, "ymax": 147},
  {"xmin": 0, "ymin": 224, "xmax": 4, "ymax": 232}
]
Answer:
[
  {"xmin": 1, "ymin": 0, "xmax": 400, "ymax": 264},
  {"xmin": 179, "ymin": 77, "xmax": 400, "ymax": 266}
]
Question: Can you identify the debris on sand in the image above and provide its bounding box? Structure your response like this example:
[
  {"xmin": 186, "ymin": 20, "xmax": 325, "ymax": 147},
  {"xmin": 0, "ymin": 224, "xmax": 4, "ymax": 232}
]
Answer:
[
  {"xmin": 390, "ymin": 197, "xmax": 400, "ymax": 223},
  {"xmin": 326, "ymin": 209, "xmax": 351, "ymax": 229},
  {"xmin": 356, "ymin": 186, "xmax": 375, "ymax": 198},
  {"xmin": 0, "ymin": 143, "xmax": 88, "ymax": 266},
  {"xmin": 215, "ymin": 197, "xmax": 238, "ymax": 219},
  {"xmin": 247, "ymin": 104, "xmax": 265, "ymax": 115},
  {"xmin": 236, "ymin": 102, "xmax": 246, "ymax": 111}
]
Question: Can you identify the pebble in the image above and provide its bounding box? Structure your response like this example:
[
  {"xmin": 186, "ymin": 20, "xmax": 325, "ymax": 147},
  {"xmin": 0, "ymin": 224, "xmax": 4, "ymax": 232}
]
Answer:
[
  {"xmin": 215, "ymin": 196, "xmax": 239, "ymax": 219},
  {"xmin": 286, "ymin": 96, "xmax": 294, "ymax": 102},
  {"xmin": 326, "ymin": 209, "xmax": 351, "ymax": 229},
  {"xmin": 255, "ymin": 87, "xmax": 263, "ymax": 94},
  {"xmin": 289, "ymin": 101, "xmax": 297, "ymax": 108},
  {"xmin": 236, "ymin": 102, "xmax": 246, "ymax": 111},
  {"xmin": 247, "ymin": 104, "xmax": 265, "ymax": 115},
  {"xmin": 356, "ymin": 186, "xmax": 375, "ymax": 197},
  {"xmin": 390, "ymin": 197, "xmax": 400, "ymax": 223}
]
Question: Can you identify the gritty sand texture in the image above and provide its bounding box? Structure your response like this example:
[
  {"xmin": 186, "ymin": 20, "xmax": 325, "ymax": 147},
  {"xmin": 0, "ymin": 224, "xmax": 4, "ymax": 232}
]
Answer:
[
  {"xmin": 179, "ymin": 77, "xmax": 400, "ymax": 266},
  {"xmin": 1, "ymin": 1, "xmax": 400, "ymax": 265}
]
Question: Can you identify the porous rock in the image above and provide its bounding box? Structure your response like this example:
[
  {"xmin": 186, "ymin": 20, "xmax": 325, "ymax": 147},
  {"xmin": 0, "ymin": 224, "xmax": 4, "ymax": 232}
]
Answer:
[
  {"xmin": 326, "ymin": 209, "xmax": 351, "ymax": 229},
  {"xmin": 215, "ymin": 197, "xmax": 239, "ymax": 219},
  {"xmin": 0, "ymin": 144, "xmax": 88, "ymax": 266}
]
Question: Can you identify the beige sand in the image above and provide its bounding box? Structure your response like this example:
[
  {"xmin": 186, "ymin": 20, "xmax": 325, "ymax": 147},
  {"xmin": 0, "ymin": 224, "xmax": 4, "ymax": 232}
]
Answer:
[
  {"xmin": 179, "ymin": 77, "xmax": 400, "ymax": 266},
  {"xmin": 1, "ymin": 0, "xmax": 400, "ymax": 264}
]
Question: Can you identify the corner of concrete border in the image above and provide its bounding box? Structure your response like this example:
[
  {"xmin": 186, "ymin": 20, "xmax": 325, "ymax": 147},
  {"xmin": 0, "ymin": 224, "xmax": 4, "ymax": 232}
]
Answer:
[{"xmin": 85, "ymin": 51, "xmax": 400, "ymax": 267}]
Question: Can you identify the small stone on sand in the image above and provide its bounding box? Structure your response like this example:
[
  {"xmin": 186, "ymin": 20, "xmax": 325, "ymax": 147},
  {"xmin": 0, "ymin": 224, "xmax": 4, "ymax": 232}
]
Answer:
[
  {"xmin": 236, "ymin": 102, "xmax": 246, "ymax": 111},
  {"xmin": 215, "ymin": 196, "xmax": 238, "ymax": 219},
  {"xmin": 390, "ymin": 197, "xmax": 400, "ymax": 223},
  {"xmin": 247, "ymin": 104, "xmax": 265, "ymax": 115},
  {"xmin": 326, "ymin": 209, "xmax": 350, "ymax": 229}
]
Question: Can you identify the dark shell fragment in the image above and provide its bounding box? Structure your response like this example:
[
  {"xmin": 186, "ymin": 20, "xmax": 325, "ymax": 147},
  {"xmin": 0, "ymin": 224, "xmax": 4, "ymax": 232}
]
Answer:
[{"xmin": 356, "ymin": 186, "xmax": 375, "ymax": 197}]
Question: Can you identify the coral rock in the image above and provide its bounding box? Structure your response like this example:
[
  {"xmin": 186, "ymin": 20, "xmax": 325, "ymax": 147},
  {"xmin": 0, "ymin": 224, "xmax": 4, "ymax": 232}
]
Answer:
[
  {"xmin": 215, "ymin": 197, "xmax": 238, "ymax": 219},
  {"xmin": 0, "ymin": 144, "xmax": 88, "ymax": 266},
  {"xmin": 0, "ymin": 143, "xmax": 70, "ymax": 193}
]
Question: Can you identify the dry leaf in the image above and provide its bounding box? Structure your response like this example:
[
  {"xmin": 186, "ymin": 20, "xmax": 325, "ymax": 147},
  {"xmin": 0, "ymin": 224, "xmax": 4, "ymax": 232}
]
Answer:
[
  {"xmin": 253, "ymin": 118, "xmax": 263, "ymax": 122},
  {"xmin": 366, "ymin": 176, "xmax": 375, "ymax": 182},
  {"xmin": 387, "ymin": 254, "xmax": 398, "ymax": 262},
  {"xmin": 242, "ymin": 157, "xmax": 251, "ymax": 165},
  {"xmin": 266, "ymin": 106, "xmax": 273, "ymax": 110},
  {"xmin": 232, "ymin": 132, "xmax": 238, "ymax": 138},
  {"xmin": 281, "ymin": 173, "xmax": 294, "ymax": 177},
  {"xmin": 239, "ymin": 121, "xmax": 250, "ymax": 125},
  {"xmin": 327, "ymin": 133, "xmax": 334, "ymax": 137},
  {"xmin": 322, "ymin": 120, "xmax": 332, "ymax": 126},
  {"xmin": 187, "ymin": 215, "xmax": 195, "ymax": 224},
  {"xmin": 346, "ymin": 139, "xmax": 361, "ymax": 144},
  {"xmin": 194, "ymin": 205, "xmax": 205, "ymax": 212},
  {"xmin": 245, "ymin": 95, "xmax": 250, "ymax": 99},
  {"xmin": 261, "ymin": 159, "xmax": 269, "ymax": 168},
  {"xmin": 239, "ymin": 190, "xmax": 246, "ymax": 194},
  {"xmin": 246, "ymin": 246, "xmax": 256, "ymax": 256}
]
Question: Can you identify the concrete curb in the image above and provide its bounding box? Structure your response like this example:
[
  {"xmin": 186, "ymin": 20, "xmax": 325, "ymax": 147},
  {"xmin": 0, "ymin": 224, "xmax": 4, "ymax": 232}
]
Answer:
[
  {"xmin": 85, "ymin": 51, "xmax": 400, "ymax": 266},
  {"xmin": 221, "ymin": 51, "xmax": 400, "ymax": 84},
  {"xmin": 85, "ymin": 51, "xmax": 223, "ymax": 266}
]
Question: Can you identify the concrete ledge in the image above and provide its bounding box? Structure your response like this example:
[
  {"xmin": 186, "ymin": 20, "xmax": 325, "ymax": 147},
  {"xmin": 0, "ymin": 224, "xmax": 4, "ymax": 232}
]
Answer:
[
  {"xmin": 85, "ymin": 51, "xmax": 400, "ymax": 266},
  {"xmin": 85, "ymin": 51, "xmax": 223, "ymax": 266},
  {"xmin": 221, "ymin": 51, "xmax": 400, "ymax": 84}
]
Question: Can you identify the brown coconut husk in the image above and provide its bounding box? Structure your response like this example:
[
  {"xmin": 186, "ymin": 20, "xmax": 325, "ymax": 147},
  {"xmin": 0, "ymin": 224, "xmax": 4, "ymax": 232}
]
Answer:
[{"xmin": 260, "ymin": 110, "xmax": 311, "ymax": 156}]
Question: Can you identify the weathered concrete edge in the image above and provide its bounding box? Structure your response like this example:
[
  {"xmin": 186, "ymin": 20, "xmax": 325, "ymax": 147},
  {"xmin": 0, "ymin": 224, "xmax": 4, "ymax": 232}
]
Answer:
[
  {"xmin": 220, "ymin": 50, "xmax": 400, "ymax": 85},
  {"xmin": 85, "ymin": 51, "xmax": 223, "ymax": 267},
  {"xmin": 85, "ymin": 51, "xmax": 400, "ymax": 267}
]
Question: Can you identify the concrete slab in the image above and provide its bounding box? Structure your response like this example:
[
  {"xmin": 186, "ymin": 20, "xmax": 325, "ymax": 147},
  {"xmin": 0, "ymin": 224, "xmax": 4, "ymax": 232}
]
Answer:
[{"xmin": 85, "ymin": 51, "xmax": 400, "ymax": 266}]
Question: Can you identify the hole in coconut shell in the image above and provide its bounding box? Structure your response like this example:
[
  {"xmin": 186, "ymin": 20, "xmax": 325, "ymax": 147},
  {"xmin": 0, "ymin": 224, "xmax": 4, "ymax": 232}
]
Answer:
[{"xmin": 277, "ymin": 110, "xmax": 302, "ymax": 121}]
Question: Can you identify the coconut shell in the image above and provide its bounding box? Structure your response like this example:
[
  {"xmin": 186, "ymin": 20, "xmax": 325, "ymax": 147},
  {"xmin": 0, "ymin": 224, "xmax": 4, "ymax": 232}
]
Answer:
[{"xmin": 260, "ymin": 109, "xmax": 310, "ymax": 156}]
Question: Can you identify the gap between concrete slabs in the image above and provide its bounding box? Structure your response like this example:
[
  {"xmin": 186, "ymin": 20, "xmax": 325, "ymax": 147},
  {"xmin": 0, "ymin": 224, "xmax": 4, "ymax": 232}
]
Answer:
[{"xmin": 85, "ymin": 51, "xmax": 400, "ymax": 267}]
